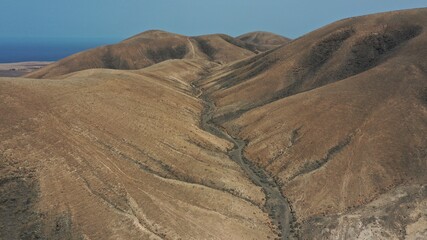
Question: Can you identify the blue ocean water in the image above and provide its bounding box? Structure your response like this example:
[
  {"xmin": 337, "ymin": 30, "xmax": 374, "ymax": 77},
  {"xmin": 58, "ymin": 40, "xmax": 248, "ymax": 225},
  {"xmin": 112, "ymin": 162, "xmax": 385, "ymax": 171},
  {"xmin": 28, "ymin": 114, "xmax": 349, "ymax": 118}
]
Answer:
[{"xmin": 0, "ymin": 38, "xmax": 119, "ymax": 63}]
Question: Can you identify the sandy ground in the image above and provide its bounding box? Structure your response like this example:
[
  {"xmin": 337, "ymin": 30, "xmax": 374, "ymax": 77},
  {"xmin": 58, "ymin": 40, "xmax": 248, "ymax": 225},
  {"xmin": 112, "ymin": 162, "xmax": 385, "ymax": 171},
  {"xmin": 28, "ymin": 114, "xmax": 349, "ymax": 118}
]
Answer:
[{"xmin": 0, "ymin": 61, "xmax": 52, "ymax": 77}]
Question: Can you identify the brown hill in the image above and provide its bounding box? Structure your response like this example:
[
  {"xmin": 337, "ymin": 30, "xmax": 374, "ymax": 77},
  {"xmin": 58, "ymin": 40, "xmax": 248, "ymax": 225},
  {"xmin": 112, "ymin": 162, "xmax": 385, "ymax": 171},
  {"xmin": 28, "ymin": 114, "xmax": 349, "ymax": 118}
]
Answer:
[
  {"xmin": 1, "ymin": 8, "xmax": 426, "ymax": 240},
  {"xmin": 0, "ymin": 59, "xmax": 279, "ymax": 239},
  {"xmin": 200, "ymin": 8, "xmax": 427, "ymax": 238},
  {"xmin": 237, "ymin": 31, "xmax": 291, "ymax": 51},
  {"xmin": 26, "ymin": 30, "xmax": 257, "ymax": 79},
  {"xmin": 202, "ymin": 9, "xmax": 426, "ymax": 122}
]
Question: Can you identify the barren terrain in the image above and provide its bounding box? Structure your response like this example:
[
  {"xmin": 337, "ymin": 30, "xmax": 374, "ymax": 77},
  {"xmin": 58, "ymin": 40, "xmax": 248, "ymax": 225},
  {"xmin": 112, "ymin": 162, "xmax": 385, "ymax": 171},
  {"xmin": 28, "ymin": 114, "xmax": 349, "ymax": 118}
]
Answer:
[
  {"xmin": 1, "ymin": 8, "xmax": 426, "ymax": 240},
  {"xmin": 236, "ymin": 31, "xmax": 291, "ymax": 52}
]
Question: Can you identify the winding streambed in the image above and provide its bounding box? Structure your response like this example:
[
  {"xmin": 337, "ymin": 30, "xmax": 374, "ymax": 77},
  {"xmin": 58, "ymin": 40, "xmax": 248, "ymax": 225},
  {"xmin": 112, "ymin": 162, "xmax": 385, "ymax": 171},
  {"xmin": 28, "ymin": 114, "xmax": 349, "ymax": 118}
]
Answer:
[{"xmin": 192, "ymin": 83, "xmax": 294, "ymax": 239}]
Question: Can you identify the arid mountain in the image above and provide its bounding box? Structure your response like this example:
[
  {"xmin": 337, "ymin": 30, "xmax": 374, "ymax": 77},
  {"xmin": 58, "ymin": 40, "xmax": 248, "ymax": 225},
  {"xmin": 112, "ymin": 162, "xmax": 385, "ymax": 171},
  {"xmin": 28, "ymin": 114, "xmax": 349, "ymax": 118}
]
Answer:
[
  {"xmin": 1, "ymin": 60, "xmax": 280, "ymax": 239},
  {"xmin": 237, "ymin": 31, "xmax": 291, "ymax": 51},
  {"xmin": 201, "ymin": 9, "xmax": 426, "ymax": 123},
  {"xmin": 25, "ymin": 30, "xmax": 259, "ymax": 79},
  {"xmin": 1, "ymin": 8, "xmax": 426, "ymax": 240},
  {"xmin": 200, "ymin": 8, "xmax": 427, "ymax": 239}
]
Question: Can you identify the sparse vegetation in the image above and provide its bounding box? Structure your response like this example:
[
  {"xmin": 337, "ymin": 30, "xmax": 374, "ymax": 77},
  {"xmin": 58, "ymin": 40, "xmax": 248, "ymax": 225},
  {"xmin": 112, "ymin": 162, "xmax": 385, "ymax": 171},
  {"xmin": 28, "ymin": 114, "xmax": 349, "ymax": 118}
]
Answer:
[{"xmin": 1, "ymin": 8, "xmax": 426, "ymax": 240}]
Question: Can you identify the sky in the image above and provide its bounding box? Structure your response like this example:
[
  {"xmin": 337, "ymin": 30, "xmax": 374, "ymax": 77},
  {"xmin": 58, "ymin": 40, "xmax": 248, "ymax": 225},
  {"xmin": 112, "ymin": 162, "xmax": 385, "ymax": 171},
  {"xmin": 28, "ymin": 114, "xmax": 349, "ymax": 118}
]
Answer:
[{"xmin": 1, "ymin": 0, "xmax": 426, "ymax": 42}]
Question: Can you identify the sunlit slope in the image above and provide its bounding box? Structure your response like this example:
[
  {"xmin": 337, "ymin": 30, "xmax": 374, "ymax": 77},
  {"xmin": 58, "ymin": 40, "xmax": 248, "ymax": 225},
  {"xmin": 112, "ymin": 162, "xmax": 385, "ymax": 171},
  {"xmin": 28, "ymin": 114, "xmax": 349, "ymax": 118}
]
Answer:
[
  {"xmin": 2, "ymin": 7, "xmax": 426, "ymax": 240},
  {"xmin": 215, "ymin": 9, "xmax": 427, "ymax": 238},
  {"xmin": 201, "ymin": 9, "xmax": 426, "ymax": 123},
  {"xmin": 0, "ymin": 60, "xmax": 277, "ymax": 239},
  {"xmin": 26, "ymin": 31, "xmax": 257, "ymax": 79},
  {"xmin": 237, "ymin": 31, "xmax": 291, "ymax": 51}
]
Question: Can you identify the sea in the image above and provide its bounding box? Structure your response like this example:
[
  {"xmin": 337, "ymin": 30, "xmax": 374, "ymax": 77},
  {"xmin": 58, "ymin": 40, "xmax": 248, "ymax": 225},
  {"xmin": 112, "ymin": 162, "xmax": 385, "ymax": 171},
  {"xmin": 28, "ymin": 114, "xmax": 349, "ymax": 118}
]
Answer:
[{"xmin": 0, "ymin": 38, "xmax": 119, "ymax": 63}]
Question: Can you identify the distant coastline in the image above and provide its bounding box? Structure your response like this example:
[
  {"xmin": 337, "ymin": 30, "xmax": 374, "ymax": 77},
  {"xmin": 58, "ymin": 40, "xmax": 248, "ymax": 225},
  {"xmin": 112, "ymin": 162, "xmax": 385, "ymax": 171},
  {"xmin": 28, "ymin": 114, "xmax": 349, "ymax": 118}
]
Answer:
[{"xmin": 0, "ymin": 61, "xmax": 52, "ymax": 77}]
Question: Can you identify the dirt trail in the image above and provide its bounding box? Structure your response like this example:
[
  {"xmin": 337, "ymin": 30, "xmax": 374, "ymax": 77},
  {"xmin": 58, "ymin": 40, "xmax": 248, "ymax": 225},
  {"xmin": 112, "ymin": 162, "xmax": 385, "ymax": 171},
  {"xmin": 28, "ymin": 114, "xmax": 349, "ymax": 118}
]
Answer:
[
  {"xmin": 191, "ymin": 82, "xmax": 294, "ymax": 240},
  {"xmin": 187, "ymin": 38, "xmax": 197, "ymax": 58}
]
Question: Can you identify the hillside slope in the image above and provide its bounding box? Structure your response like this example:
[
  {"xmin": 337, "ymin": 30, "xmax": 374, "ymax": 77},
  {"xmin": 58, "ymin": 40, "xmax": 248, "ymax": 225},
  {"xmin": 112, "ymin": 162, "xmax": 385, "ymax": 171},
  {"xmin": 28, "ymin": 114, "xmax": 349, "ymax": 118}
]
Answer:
[
  {"xmin": 25, "ymin": 31, "xmax": 258, "ymax": 79},
  {"xmin": 237, "ymin": 31, "xmax": 291, "ymax": 51},
  {"xmin": 201, "ymin": 9, "xmax": 426, "ymax": 123},
  {"xmin": 0, "ymin": 60, "xmax": 281, "ymax": 239},
  {"xmin": 1, "ymin": 7, "xmax": 426, "ymax": 240},
  {"xmin": 205, "ymin": 8, "xmax": 427, "ymax": 239}
]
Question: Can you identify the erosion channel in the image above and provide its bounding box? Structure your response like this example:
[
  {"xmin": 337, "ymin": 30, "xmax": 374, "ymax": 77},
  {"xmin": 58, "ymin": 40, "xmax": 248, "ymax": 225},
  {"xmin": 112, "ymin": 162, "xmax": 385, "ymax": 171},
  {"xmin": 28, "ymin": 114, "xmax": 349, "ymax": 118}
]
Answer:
[{"xmin": 191, "ymin": 81, "xmax": 295, "ymax": 240}]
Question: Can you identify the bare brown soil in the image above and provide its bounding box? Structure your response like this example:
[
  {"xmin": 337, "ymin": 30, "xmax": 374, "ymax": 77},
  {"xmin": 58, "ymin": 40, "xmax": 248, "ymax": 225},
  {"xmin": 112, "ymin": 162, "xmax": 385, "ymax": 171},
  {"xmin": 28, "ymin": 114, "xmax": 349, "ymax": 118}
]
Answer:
[
  {"xmin": 200, "ymin": 8, "xmax": 427, "ymax": 238},
  {"xmin": 25, "ymin": 31, "xmax": 283, "ymax": 79},
  {"xmin": 237, "ymin": 31, "xmax": 291, "ymax": 52},
  {"xmin": 1, "ymin": 8, "xmax": 426, "ymax": 240},
  {"xmin": 194, "ymin": 85, "xmax": 295, "ymax": 239}
]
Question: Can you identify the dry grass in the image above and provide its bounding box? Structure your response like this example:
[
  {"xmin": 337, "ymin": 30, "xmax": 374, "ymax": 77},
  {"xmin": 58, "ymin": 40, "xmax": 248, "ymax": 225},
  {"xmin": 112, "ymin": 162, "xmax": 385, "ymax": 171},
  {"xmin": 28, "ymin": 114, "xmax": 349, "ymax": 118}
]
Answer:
[{"xmin": 1, "ymin": 8, "xmax": 426, "ymax": 240}]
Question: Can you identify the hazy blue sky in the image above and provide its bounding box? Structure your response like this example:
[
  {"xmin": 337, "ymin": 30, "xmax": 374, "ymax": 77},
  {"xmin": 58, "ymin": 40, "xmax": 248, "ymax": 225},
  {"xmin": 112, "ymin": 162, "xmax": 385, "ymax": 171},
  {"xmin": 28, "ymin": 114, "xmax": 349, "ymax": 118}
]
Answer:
[{"xmin": 1, "ymin": 0, "xmax": 426, "ymax": 41}]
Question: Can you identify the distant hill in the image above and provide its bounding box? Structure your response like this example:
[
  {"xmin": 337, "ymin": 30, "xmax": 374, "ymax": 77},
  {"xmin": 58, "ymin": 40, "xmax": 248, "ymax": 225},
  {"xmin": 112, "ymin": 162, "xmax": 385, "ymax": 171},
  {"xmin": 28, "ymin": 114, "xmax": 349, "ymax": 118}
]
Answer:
[
  {"xmin": 26, "ymin": 30, "xmax": 260, "ymax": 78},
  {"xmin": 237, "ymin": 31, "xmax": 291, "ymax": 51}
]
